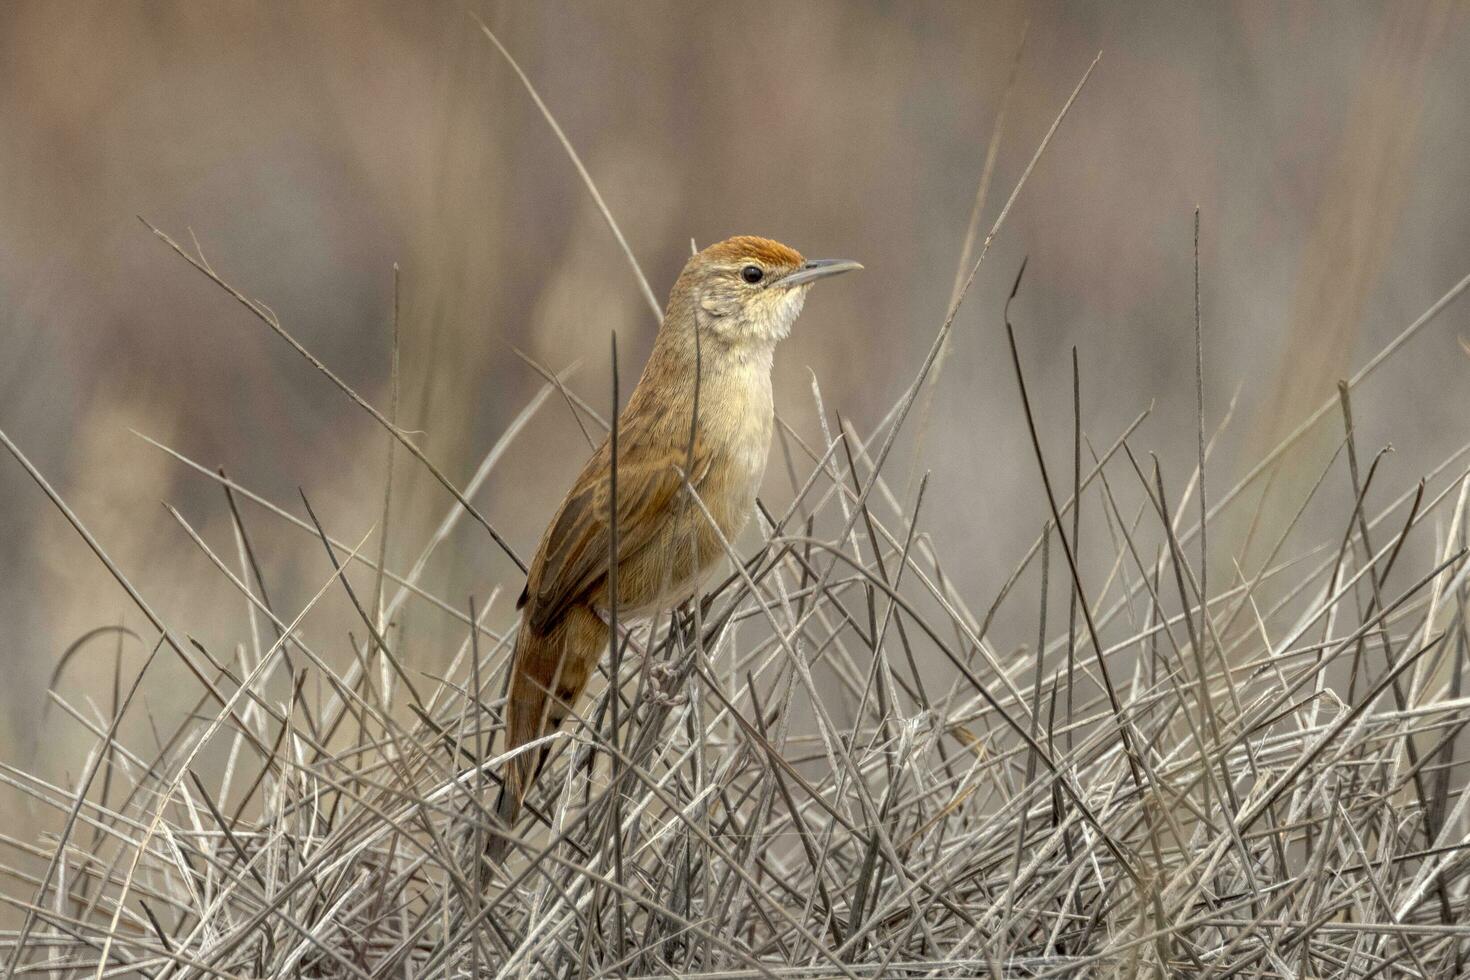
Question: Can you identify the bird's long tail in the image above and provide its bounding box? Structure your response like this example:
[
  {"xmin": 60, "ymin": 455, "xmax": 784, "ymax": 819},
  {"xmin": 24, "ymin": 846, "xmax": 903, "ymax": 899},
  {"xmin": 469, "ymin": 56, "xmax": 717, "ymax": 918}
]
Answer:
[{"xmin": 487, "ymin": 603, "xmax": 605, "ymax": 860}]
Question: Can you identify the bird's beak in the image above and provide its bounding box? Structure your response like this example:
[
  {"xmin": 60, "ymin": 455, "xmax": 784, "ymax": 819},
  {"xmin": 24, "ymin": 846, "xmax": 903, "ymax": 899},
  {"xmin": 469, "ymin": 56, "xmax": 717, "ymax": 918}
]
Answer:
[{"xmin": 774, "ymin": 258, "xmax": 864, "ymax": 288}]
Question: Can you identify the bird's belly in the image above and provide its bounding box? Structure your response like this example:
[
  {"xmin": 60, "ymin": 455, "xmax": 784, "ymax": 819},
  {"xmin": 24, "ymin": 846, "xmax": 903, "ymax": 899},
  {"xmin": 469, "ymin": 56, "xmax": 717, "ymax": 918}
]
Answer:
[
  {"xmin": 606, "ymin": 447, "xmax": 766, "ymax": 619},
  {"xmin": 609, "ymin": 508, "xmax": 748, "ymax": 617},
  {"xmin": 617, "ymin": 562, "xmax": 714, "ymax": 618}
]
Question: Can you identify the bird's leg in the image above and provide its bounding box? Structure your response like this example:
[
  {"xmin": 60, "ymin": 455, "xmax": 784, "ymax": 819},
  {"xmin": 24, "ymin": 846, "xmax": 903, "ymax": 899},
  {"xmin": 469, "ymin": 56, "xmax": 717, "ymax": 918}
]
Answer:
[{"xmin": 647, "ymin": 602, "xmax": 694, "ymax": 707}]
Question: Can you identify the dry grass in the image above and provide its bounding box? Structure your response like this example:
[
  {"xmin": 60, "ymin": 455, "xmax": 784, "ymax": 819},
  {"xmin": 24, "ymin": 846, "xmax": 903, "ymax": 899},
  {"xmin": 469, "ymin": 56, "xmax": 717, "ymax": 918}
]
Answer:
[{"xmin": 3, "ymin": 23, "xmax": 1470, "ymax": 980}]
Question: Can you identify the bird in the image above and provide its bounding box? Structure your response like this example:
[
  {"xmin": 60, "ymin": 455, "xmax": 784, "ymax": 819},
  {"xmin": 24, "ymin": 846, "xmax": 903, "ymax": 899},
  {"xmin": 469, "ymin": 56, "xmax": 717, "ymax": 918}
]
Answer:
[{"xmin": 492, "ymin": 235, "xmax": 861, "ymax": 853}]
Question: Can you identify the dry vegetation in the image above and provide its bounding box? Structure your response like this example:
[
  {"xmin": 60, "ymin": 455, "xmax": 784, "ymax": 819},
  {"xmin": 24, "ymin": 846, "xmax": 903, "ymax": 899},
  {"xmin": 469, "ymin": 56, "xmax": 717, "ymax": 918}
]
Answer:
[{"xmin": 4, "ymin": 12, "xmax": 1470, "ymax": 980}]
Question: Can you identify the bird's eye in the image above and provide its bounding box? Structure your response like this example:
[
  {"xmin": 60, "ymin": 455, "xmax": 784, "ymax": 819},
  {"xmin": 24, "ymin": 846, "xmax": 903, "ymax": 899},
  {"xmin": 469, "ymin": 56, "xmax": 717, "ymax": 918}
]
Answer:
[{"xmin": 741, "ymin": 264, "xmax": 764, "ymax": 284}]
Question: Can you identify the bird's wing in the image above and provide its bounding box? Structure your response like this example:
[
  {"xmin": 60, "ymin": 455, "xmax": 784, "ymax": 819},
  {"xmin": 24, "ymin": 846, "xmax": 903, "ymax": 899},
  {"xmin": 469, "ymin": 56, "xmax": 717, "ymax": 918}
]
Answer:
[{"xmin": 520, "ymin": 424, "xmax": 711, "ymax": 634}]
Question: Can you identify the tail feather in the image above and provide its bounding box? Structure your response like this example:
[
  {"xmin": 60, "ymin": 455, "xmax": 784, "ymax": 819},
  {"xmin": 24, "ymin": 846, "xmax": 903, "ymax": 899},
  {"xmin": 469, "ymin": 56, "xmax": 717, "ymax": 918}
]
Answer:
[
  {"xmin": 484, "ymin": 780, "xmax": 520, "ymax": 863},
  {"xmin": 488, "ymin": 602, "xmax": 605, "ymax": 860}
]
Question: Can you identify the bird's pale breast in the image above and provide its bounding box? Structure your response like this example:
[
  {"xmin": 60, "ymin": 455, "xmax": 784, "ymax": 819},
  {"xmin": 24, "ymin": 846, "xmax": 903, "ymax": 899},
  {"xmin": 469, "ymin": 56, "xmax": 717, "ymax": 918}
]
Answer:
[{"xmin": 612, "ymin": 361, "xmax": 772, "ymax": 617}]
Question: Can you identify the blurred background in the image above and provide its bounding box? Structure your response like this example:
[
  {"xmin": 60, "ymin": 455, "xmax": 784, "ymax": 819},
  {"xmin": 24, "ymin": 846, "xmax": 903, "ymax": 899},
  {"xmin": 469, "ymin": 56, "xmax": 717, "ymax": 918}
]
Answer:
[{"xmin": 2, "ymin": 0, "xmax": 1469, "ymax": 853}]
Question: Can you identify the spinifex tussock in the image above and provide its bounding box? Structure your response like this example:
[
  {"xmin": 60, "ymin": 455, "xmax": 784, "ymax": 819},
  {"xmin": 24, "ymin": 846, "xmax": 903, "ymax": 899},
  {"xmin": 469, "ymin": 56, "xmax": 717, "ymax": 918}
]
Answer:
[{"xmin": 5, "ymin": 239, "xmax": 1470, "ymax": 976}]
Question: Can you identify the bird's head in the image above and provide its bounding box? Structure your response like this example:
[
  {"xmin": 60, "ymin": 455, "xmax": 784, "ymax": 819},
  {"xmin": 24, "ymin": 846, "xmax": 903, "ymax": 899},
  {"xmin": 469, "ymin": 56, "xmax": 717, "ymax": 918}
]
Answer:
[{"xmin": 669, "ymin": 235, "xmax": 861, "ymax": 349}]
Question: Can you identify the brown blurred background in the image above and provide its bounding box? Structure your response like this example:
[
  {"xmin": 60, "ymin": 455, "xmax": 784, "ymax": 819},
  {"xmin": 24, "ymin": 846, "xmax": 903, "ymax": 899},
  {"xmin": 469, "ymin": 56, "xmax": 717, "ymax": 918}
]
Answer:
[{"xmin": 3, "ymin": 0, "xmax": 1470, "ymax": 838}]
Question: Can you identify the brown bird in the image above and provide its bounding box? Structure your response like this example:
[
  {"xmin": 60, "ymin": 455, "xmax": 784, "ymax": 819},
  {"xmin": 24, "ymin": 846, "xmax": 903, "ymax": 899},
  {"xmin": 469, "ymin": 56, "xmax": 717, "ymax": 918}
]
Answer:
[{"xmin": 494, "ymin": 235, "xmax": 861, "ymax": 846}]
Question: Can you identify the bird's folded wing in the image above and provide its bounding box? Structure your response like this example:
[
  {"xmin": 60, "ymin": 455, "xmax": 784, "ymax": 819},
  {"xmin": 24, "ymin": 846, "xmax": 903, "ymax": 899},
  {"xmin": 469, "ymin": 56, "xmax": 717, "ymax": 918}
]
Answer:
[{"xmin": 521, "ymin": 431, "xmax": 711, "ymax": 634}]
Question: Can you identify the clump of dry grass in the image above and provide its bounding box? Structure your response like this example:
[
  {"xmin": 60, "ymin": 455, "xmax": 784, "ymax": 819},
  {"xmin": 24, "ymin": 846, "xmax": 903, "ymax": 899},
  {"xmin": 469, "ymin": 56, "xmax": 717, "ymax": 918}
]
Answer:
[{"xmin": 4, "ymin": 27, "xmax": 1470, "ymax": 980}]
